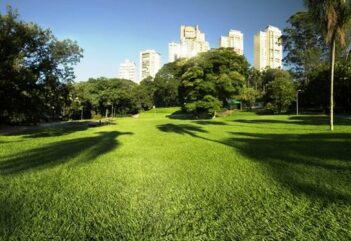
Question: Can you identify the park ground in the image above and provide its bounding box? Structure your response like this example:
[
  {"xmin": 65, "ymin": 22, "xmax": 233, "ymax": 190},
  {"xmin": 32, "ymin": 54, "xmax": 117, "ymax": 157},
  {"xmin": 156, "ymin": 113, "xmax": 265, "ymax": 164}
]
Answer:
[{"xmin": 0, "ymin": 108, "xmax": 350, "ymax": 240}]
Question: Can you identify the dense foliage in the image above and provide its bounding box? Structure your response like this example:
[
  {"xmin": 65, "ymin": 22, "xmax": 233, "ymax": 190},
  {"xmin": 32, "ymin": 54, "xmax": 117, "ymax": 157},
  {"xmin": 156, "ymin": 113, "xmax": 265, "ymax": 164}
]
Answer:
[
  {"xmin": 70, "ymin": 78, "xmax": 143, "ymax": 119},
  {"xmin": 179, "ymin": 48, "xmax": 249, "ymax": 117},
  {"xmin": 0, "ymin": 7, "xmax": 83, "ymax": 124},
  {"xmin": 282, "ymin": 11, "xmax": 327, "ymax": 81},
  {"xmin": 72, "ymin": 49, "xmax": 251, "ymax": 119},
  {"xmin": 153, "ymin": 59, "xmax": 186, "ymax": 107},
  {"xmin": 262, "ymin": 69, "xmax": 296, "ymax": 113},
  {"xmin": 283, "ymin": 5, "xmax": 351, "ymax": 117},
  {"xmin": 302, "ymin": 63, "xmax": 351, "ymax": 112}
]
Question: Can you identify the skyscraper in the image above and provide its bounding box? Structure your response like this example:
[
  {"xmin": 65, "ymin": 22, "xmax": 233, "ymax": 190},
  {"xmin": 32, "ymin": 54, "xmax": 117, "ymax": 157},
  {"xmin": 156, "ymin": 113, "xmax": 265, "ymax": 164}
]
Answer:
[
  {"xmin": 168, "ymin": 25, "xmax": 210, "ymax": 62},
  {"xmin": 218, "ymin": 29, "xmax": 244, "ymax": 55},
  {"xmin": 118, "ymin": 59, "xmax": 137, "ymax": 82},
  {"xmin": 254, "ymin": 25, "xmax": 283, "ymax": 71},
  {"xmin": 140, "ymin": 50, "xmax": 161, "ymax": 81},
  {"xmin": 168, "ymin": 42, "xmax": 180, "ymax": 63}
]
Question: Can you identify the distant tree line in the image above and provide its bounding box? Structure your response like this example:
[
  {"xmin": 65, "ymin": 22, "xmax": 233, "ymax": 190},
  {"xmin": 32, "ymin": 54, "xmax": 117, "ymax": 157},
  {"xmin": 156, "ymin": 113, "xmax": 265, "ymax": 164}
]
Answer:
[
  {"xmin": 69, "ymin": 77, "xmax": 149, "ymax": 119},
  {"xmin": 69, "ymin": 48, "xmax": 299, "ymax": 120}
]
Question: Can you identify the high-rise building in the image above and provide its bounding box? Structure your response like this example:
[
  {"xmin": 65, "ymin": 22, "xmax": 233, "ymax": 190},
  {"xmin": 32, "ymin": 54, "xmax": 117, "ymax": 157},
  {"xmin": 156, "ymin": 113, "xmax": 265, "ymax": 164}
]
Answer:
[
  {"xmin": 169, "ymin": 42, "xmax": 180, "ymax": 62},
  {"xmin": 254, "ymin": 25, "xmax": 283, "ymax": 71},
  {"xmin": 140, "ymin": 50, "xmax": 161, "ymax": 81},
  {"xmin": 218, "ymin": 29, "xmax": 244, "ymax": 55},
  {"xmin": 118, "ymin": 59, "xmax": 137, "ymax": 82},
  {"xmin": 168, "ymin": 25, "xmax": 210, "ymax": 62}
]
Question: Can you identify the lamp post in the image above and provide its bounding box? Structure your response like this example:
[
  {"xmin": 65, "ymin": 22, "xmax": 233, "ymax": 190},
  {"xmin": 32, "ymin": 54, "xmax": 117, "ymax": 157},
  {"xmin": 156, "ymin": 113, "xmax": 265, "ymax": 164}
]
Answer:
[
  {"xmin": 296, "ymin": 89, "xmax": 302, "ymax": 116},
  {"xmin": 75, "ymin": 97, "xmax": 83, "ymax": 120}
]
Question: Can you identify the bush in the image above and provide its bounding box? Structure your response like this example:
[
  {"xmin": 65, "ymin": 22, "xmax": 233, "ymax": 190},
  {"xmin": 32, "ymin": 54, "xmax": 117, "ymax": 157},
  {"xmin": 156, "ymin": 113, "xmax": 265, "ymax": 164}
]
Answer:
[{"xmin": 184, "ymin": 95, "xmax": 222, "ymax": 118}]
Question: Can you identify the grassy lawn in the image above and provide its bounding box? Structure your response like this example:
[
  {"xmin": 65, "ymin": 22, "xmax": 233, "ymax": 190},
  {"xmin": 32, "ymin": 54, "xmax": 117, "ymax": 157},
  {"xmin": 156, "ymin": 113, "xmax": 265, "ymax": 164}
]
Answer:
[{"xmin": 0, "ymin": 108, "xmax": 350, "ymax": 240}]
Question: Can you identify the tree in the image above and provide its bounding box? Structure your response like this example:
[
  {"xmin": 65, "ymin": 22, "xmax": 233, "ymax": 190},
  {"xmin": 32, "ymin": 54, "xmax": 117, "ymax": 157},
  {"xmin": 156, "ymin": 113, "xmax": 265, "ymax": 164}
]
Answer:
[
  {"xmin": 70, "ymin": 77, "xmax": 153, "ymax": 119},
  {"xmin": 262, "ymin": 69, "xmax": 296, "ymax": 113},
  {"xmin": 303, "ymin": 63, "xmax": 351, "ymax": 112},
  {"xmin": 282, "ymin": 11, "xmax": 328, "ymax": 82},
  {"xmin": 153, "ymin": 59, "xmax": 186, "ymax": 107},
  {"xmin": 135, "ymin": 76, "xmax": 155, "ymax": 110},
  {"xmin": 246, "ymin": 67, "xmax": 263, "ymax": 91},
  {"xmin": 0, "ymin": 6, "xmax": 83, "ymax": 124},
  {"xmin": 304, "ymin": 0, "xmax": 351, "ymax": 130},
  {"xmin": 239, "ymin": 86, "xmax": 260, "ymax": 108},
  {"xmin": 178, "ymin": 48, "xmax": 249, "ymax": 117},
  {"xmin": 184, "ymin": 95, "xmax": 222, "ymax": 118}
]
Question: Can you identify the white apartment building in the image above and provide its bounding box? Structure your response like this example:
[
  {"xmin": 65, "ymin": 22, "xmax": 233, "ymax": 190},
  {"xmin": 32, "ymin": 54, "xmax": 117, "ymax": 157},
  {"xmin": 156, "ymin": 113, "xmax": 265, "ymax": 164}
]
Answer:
[
  {"xmin": 140, "ymin": 50, "xmax": 161, "ymax": 81},
  {"xmin": 168, "ymin": 25, "xmax": 210, "ymax": 62},
  {"xmin": 169, "ymin": 42, "xmax": 180, "ymax": 62},
  {"xmin": 118, "ymin": 59, "xmax": 137, "ymax": 82},
  {"xmin": 218, "ymin": 29, "xmax": 244, "ymax": 55},
  {"xmin": 254, "ymin": 25, "xmax": 283, "ymax": 71}
]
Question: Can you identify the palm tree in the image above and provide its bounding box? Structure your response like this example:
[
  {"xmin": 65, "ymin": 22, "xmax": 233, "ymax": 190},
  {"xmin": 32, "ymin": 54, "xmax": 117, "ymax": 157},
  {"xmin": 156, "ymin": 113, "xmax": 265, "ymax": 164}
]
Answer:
[{"xmin": 304, "ymin": 0, "xmax": 351, "ymax": 130}]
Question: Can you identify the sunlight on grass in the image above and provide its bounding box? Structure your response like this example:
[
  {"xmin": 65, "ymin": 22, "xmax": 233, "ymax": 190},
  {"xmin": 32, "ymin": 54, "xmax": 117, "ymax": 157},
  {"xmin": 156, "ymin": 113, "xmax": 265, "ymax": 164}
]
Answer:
[{"xmin": 0, "ymin": 109, "xmax": 350, "ymax": 240}]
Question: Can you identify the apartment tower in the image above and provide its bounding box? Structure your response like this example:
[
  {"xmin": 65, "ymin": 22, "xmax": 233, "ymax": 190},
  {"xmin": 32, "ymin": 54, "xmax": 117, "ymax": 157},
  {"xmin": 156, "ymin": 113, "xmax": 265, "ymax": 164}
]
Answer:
[
  {"xmin": 254, "ymin": 25, "xmax": 282, "ymax": 71},
  {"xmin": 118, "ymin": 59, "xmax": 137, "ymax": 82},
  {"xmin": 139, "ymin": 50, "xmax": 161, "ymax": 81},
  {"xmin": 168, "ymin": 25, "xmax": 210, "ymax": 62},
  {"xmin": 218, "ymin": 29, "xmax": 244, "ymax": 55}
]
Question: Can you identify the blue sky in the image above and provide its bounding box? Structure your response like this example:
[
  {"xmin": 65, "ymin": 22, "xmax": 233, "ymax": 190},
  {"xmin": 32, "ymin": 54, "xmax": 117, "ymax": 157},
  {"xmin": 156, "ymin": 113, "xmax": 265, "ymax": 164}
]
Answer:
[{"xmin": 1, "ymin": 0, "xmax": 305, "ymax": 81}]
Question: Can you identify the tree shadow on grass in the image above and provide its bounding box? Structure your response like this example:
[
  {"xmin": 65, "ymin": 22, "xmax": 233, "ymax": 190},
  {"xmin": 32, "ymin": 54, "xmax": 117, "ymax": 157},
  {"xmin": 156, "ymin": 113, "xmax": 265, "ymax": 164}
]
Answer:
[
  {"xmin": 192, "ymin": 120, "xmax": 228, "ymax": 126},
  {"xmin": 0, "ymin": 196, "xmax": 23, "ymax": 238},
  {"xmin": 0, "ymin": 131, "xmax": 133, "ymax": 175},
  {"xmin": 157, "ymin": 122, "xmax": 351, "ymax": 203},
  {"xmin": 234, "ymin": 115, "xmax": 351, "ymax": 126},
  {"xmin": 2, "ymin": 121, "xmax": 116, "ymax": 138},
  {"xmin": 224, "ymin": 132, "xmax": 351, "ymax": 203},
  {"xmin": 157, "ymin": 123, "xmax": 207, "ymax": 138},
  {"xmin": 166, "ymin": 110, "xmax": 195, "ymax": 120}
]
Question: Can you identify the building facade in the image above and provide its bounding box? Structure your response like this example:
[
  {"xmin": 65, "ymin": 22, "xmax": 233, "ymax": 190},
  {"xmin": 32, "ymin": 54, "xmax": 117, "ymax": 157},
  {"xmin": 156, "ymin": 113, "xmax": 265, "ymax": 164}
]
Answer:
[
  {"xmin": 168, "ymin": 25, "xmax": 210, "ymax": 62},
  {"xmin": 139, "ymin": 50, "xmax": 161, "ymax": 81},
  {"xmin": 118, "ymin": 59, "xmax": 137, "ymax": 82},
  {"xmin": 168, "ymin": 42, "xmax": 180, "ymax": 62},
  {"xmin": 254, "ymin": 25, "xmax": 282, "ymax": 71},
  {"xmin": 218, "ymin": 29, "xmax": 244, "ymax": 55}
]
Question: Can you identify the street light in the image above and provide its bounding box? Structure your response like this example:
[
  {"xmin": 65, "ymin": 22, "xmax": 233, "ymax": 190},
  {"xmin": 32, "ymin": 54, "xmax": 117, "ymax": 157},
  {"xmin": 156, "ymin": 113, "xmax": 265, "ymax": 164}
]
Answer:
[
  {"xmin": 296, "ymin": 89, "xmax": 302, "ymax": 116},
  {"xmin": 75, "ymin": 97, "xmax": 83, "ymax": 120}
]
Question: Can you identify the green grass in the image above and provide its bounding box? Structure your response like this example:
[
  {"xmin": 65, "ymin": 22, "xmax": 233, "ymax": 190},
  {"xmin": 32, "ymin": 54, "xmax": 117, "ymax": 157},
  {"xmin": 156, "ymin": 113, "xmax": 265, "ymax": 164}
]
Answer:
[{"xmin": 0, "ymin": 108, "xmax": 351, "ymax": 240}]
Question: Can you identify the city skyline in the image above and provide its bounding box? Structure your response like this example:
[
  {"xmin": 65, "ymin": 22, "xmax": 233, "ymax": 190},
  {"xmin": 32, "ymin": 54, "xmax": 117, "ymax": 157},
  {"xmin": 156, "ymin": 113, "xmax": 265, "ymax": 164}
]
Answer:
[{"xmin": 0, "ymin": 0, "xmax": 305, "ymax": 81}]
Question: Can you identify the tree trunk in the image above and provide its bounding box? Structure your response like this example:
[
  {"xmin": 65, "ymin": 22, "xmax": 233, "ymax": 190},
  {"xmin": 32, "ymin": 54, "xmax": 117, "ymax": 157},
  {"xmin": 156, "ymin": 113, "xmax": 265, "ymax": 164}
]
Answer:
[{"xmin": 330, "ymin": 38, "xmax": 336, "ymax": 131}]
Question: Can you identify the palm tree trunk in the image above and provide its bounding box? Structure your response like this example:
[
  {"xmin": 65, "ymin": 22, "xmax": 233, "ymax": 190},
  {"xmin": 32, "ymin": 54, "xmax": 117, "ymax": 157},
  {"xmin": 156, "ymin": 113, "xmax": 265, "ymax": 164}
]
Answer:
[{"xmin": 330, "ymin": 38, "xmax": 336, "ymax": 131}]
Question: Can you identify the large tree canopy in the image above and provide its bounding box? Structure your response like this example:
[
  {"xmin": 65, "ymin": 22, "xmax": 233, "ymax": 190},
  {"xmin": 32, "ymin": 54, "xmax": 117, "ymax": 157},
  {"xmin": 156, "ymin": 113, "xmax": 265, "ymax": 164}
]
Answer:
[
  {"xmin": 282, "ymin": 11, "xmax": 328, "ymax": 81},
  {"xmin": 261, "ymin": 69, "xmax": 296, "ymax": 113},
  {"xmin": 178, "ymin": 48, "xmax": 249, "ymax": 116},
  {"xmin": 70, "ymin": 77, "xmax": 142, "ymax": 119},
  {"xmin": 0, "ymin": 7, "xmax": 83, "ymax": 124},
  {"xmin": 153, "ymin": 59, "xmax": 186, "ymax": 107}
]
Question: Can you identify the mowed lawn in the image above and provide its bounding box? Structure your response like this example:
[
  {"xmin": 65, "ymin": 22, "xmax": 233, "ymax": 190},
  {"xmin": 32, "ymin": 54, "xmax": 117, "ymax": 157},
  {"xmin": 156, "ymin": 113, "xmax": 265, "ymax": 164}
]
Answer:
[{"xmin": 0, "ymin": 108, "xmax": 350, "ymax": 241}]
